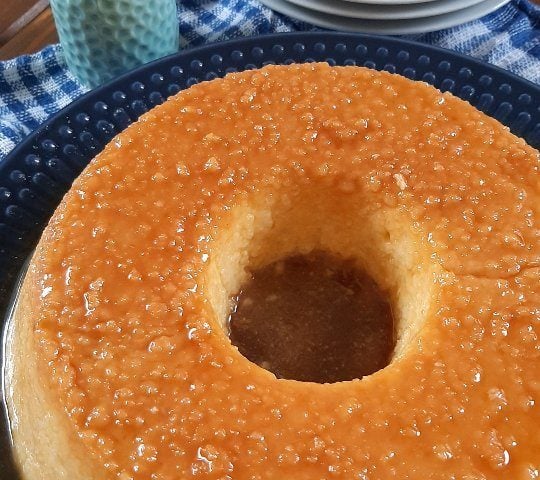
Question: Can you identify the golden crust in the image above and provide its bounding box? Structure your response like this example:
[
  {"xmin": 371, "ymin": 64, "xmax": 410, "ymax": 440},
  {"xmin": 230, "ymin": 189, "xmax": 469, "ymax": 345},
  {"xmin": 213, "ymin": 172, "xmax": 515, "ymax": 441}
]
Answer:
[{"xmin": 8, "ymin": 63, "xmax": 540, "ymax": 479}]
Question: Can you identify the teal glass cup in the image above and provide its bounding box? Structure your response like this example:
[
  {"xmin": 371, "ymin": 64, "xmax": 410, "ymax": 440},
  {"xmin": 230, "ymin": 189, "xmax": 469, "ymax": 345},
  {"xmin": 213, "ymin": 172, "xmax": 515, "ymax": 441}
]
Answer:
[{"xmin": 50, "ymin": 0, "xmax": 179, "ymax": 88}]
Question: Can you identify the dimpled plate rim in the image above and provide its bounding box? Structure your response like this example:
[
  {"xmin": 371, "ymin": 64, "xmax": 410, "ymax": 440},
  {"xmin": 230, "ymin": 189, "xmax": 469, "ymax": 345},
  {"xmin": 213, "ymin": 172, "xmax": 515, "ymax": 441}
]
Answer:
[{"xmin": 0, "ymin": 31, "xmax": 539, "ymax": 478}]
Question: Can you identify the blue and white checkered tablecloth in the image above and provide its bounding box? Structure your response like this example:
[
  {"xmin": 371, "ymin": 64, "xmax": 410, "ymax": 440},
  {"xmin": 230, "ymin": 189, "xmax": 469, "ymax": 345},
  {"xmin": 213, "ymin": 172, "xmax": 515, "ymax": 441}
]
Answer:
[{"xmin": 0, "ymin": 0, "xmax": 539, "ymax": 161}]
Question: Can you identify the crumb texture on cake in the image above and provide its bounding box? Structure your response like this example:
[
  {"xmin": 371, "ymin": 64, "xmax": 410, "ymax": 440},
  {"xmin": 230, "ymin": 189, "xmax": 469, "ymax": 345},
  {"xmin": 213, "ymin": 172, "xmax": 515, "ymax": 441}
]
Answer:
[{"xmin": 8, "ymin": 63, "xmax": 540, "ymax": 479}]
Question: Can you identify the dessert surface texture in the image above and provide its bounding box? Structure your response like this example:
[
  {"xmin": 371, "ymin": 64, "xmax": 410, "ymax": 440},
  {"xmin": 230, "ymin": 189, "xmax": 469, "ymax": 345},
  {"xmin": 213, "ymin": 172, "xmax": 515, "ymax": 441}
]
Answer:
[{"xmin": 9, "ymin": 63, "xmax": 540, "ymax": 479}]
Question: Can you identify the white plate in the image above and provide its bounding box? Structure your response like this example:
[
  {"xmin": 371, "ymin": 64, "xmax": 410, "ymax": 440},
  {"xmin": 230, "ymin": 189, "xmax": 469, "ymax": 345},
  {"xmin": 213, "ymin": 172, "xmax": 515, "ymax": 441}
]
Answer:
[
  {"xmin": 354, "ymin": 0, "xmax": 440, "ymax": 4},
  {"xmin": 288, "ymin": 0, "xmax": 486, "ymax": 20},
  {"xmin": 259, "ymin": 0, "xmax": 510, "ymax": 34}
]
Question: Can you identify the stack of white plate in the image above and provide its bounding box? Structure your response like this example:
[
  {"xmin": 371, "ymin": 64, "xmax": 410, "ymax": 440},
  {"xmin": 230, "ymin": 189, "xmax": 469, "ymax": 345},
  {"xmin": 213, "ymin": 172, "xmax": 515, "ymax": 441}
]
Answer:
[{"xmin": 259, "ymin": 0, "xmax": 510, "ymax": 35}]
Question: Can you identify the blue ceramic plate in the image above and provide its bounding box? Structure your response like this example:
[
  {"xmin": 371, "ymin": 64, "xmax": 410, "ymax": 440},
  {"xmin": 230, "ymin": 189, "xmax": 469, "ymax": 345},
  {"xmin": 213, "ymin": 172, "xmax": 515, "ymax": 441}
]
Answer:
[{"xmin": 1, "ymin": 32, "xmax": 539, "ymax": 478}]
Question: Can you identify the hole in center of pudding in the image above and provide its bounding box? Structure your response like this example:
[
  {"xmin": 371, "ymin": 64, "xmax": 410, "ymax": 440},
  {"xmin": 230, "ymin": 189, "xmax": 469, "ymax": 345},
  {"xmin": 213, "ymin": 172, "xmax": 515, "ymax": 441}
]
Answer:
[{"xmin": 228, "ymin": 251, "xmax": 395, "ymax": 383}]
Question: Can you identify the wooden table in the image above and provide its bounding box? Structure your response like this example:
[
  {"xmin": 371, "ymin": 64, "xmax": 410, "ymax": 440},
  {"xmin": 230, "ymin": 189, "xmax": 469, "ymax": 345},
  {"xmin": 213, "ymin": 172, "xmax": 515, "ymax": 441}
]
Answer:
[
  {"xmin": 1, "ymin": 0, "xmax": 540, "ymax": 61},
  {"xmin": 0, "ymin": 0, "xmax": 57, "ymax": 61}
]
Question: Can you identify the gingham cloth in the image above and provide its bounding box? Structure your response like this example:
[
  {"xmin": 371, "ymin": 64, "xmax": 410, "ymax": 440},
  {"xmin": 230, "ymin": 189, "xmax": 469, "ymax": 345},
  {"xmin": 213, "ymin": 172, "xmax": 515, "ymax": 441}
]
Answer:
[{"xmin": 0, "ymin": 0, "xmax": 539, "ymax": 161}]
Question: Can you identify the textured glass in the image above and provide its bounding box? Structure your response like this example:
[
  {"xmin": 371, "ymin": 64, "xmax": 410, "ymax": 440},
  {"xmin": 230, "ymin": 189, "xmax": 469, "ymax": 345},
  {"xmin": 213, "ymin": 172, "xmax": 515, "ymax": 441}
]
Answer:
[{"xmin": 50, "ymin": 0, "xmax": 179, "ymax": 88}]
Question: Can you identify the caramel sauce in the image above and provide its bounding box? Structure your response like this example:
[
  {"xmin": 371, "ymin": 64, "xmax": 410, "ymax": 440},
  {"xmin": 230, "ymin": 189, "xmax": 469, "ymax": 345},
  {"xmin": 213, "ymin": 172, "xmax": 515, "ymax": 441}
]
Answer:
[
  {"xmin": 229, "ymin": 252, "xmax": 394, "ymax": 383},
  {"xmin": 25, "ymin": 64, "xmax": 540, "ymax": 478}
]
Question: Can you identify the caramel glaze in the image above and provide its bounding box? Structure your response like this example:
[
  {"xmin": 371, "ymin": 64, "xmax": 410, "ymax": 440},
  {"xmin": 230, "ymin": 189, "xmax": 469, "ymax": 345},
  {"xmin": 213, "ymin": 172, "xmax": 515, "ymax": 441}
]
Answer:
[
  {"xmin": 229, "ymin": 251, "xmax": 394, "ymax": 383},
  {"xmin": 27, "ymin": 64, "xmax": 540, "ymax": 478}
]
